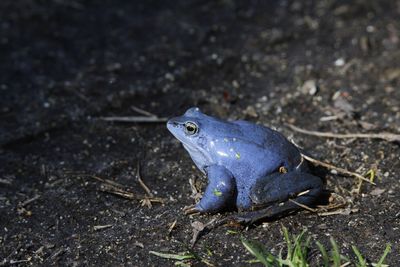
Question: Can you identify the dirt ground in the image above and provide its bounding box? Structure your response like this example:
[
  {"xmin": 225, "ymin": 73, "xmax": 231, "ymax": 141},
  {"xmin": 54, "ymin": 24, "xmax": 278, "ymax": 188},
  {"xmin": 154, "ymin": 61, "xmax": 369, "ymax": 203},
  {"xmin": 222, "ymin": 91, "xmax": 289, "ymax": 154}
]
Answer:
[{"xmin": 1, "ymin": 0, "xmax": 400, "ymax": 266}]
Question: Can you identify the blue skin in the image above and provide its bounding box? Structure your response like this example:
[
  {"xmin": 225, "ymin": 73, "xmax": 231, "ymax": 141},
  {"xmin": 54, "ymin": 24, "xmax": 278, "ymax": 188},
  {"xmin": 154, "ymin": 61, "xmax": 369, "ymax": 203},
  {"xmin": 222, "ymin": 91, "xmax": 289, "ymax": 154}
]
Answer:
[{"xmin": 167, "ymin": 107, "xmax": 323, "ymax": 223}]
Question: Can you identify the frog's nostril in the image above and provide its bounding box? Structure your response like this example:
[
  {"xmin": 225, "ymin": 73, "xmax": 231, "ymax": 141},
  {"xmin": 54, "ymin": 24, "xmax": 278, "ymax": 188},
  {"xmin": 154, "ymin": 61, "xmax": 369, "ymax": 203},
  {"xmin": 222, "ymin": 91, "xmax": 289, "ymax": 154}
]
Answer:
[{"xmin": 167, "ymin": 120, "xmax": 179, "ymax": 128}]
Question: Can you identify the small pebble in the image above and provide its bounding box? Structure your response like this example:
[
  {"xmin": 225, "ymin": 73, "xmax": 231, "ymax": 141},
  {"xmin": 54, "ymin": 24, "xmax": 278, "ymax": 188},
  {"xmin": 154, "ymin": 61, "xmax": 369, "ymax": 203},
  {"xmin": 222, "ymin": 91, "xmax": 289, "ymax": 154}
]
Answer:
[{"xmin": 334, "ymin": 58, "xmax": 345, "ymax": 66}]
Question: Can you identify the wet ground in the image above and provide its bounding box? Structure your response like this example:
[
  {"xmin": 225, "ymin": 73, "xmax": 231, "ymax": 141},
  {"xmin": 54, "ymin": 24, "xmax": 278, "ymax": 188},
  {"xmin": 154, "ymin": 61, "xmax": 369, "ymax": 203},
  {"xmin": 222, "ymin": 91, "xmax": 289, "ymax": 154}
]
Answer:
[{"xmin": 1, "ymin": 0, "xmax": 399, "ymax": 265}]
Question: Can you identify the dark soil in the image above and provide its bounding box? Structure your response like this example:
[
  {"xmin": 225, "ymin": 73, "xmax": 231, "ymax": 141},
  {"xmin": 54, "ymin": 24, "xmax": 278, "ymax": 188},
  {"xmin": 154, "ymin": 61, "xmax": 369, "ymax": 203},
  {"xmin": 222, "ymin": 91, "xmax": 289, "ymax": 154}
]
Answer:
[{"xmin": 1, "ymin": 0, "xmax": 399, "ymax": 266}]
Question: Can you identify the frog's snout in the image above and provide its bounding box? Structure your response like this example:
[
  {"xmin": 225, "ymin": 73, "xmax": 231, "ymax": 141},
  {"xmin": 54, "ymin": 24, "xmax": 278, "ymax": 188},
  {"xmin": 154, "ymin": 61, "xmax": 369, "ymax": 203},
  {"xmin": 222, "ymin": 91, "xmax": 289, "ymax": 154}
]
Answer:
[
  {"xmin": 166, "ymin": 118, "xmax": 180, "ymax": 133},
  {"xmin": 167, "ymin": 119, "xmax": 177, "ymax": 126}
]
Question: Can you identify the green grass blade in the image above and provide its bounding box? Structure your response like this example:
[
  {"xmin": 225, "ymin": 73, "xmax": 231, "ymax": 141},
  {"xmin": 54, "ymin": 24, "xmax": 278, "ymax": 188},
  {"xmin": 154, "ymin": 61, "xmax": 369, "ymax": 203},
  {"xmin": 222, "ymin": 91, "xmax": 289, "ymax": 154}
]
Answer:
[
  {"xmin": 149, "ymin": 251, "xmax": 195, "ymax": 261},
  {"xmin": 282, "ymin": 226, "xmax": 293, "ymax": 260},
  {"xmin": 240, "ymin": 228, "xmax": 391, "ymax": 267},
  {"xmin": 330, "ymin": 238, "xmax": 341, "ymax": 267},
  {"xmin": 375, "ymin": 244, "xmax": 391, "ymax": 267},
  {"xmin": 240, "ymin": 236, "xmax": 276, "ymax": 266},
  {"xmin": 316, "ymin": 241, "xmax": 330, "ymax": 267},
  {"xmin": 351, "ymin": 246, "xmax": 366, "ymax": 267},
  {"xmin": 292, "ymin": 231, "xmax": 310, "ymax": 267}
]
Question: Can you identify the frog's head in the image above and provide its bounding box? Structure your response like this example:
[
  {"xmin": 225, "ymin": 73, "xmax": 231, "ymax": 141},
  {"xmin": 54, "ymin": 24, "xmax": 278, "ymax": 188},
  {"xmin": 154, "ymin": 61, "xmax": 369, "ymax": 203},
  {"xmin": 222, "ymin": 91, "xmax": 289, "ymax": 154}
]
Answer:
[{"xmin": 167, "ymin": 107, "xmax": 215, "ymax": 171}]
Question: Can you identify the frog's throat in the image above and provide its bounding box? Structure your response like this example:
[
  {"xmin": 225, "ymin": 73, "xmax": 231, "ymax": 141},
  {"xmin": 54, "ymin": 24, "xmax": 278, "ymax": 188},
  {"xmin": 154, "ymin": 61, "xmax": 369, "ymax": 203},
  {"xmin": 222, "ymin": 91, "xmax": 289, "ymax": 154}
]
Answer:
[{"xmin": 182, "ymin": 143, "xmax": 212, "ymax": 173}]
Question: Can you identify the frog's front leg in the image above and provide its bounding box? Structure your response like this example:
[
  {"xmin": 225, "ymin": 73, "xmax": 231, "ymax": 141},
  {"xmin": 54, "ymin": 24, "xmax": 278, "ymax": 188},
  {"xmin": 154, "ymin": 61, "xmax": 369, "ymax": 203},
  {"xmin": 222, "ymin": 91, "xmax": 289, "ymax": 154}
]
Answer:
[
  {"xmin": 233, "ymin": 171, "xmax": 323, "ymax": 224},
  {"xmin": 186, "ymin": 165, "xmax": 236, "ymax": 214}
]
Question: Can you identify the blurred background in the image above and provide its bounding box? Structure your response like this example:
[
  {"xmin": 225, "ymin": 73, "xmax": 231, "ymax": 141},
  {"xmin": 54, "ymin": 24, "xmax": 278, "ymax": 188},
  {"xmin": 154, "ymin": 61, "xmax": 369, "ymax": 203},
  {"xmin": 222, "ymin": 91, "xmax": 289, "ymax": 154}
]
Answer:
[{"xmin": 1, "ymin": 0, "xmax": 399, "ymax": 265}]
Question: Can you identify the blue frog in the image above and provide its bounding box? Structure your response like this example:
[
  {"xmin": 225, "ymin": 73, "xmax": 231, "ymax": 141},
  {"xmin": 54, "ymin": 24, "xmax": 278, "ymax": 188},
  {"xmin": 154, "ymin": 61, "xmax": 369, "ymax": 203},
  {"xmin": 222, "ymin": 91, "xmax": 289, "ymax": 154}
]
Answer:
[{"xmin": 167, "ymin": 107, "xmax": 323, "ymax": 223}]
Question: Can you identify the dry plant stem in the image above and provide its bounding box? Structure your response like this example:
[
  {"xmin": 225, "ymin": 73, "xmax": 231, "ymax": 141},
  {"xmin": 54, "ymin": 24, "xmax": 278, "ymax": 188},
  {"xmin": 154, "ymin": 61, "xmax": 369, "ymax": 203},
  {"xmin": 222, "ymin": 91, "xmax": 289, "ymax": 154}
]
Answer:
[
  {"xmin": 131, "ymin": 105, "xmax": 158, "ymax": 117},
  {"xmin": 302, "ymin": 154, "xmax": 374, "ymax": 185},
  {"xmin": 0, "ymin": 179, "xmax": 12, "ymax": 185},
  {"xmin": 82, "ymin": 174, "xmax": 165, "ymax": 203},
  {"xmin": 136, "ymin": 162, "xmax": 154, "ymax": 197},
  {"xmin": 167, "ymin": 219, "xmax": 177, "ymax": 236},
  {"xmin": 288, "ymin": 199, "xmax": 317, "ymax": 212},
  {"xmin": 20, "ymin": 195, "xmax": 40, "ymax": 207},
  {"xmin": 87, "ymin": 175, "xmax": 125, "ymax": 188},
  {"xmin": 93, "ymin": 224, "xmax": 112, "ymax": 231},
  {"xmin": 287, "ymin": 124, "xmax": 400, "ymax": 142},
  {"xmin": 100, "ymin": 116, "xmax": 168, "ymax": 123},
  {"xmin": 100, "ymin": 183, "xmax": 165, "ymax": 203}
]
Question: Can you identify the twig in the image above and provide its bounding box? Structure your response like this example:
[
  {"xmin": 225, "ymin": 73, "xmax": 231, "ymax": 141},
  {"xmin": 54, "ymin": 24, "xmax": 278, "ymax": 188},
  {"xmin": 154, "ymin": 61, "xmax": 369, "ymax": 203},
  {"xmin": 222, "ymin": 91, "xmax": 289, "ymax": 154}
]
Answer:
[
  {"xmin": 167, "ymin": 219, "xmax": 178, "ymax": 237},
  {"xmin": 131, "ymin": 105, "xmax": 158, "ymax": 117},
  {"xmin": 49, "ymin": 247, "xmax": 67, "ymax": 260},
  {"xmin": 136, "ymin": 162, "xmax": 154, "ymax": 197},
  {"xmin": 287, "ymin": 124, "xmax": 400, "ymax": 142},
  {"xmin": 20, "ymin": 195, "xmax": 40, "ymax": 207},
  {"xmin": 288, "ymin": 199, "xmax": 317, "ymax": 212},
  {"xmin": 100, "ymin": 184, "xmax": 165, "ymax": 203},
  {"xmin": 318, "ymin": 208, "xmax": 358, "ymax": 217},
  {"xmin": 0, "ymin": 178, "xmax": 12, "ymax": 185},
  {"xmin": 80, "ymin": 174, "xmax": 165, "ymax": 204},
  {"xmin": 93, "ymin": 224, "xmax": 113, "ymax": 231},
  {"xmin": 188, "ymin": 178, "xmax": 202, "ymax": 202},
  {"xmin": 301, "ymin": 154, "xmax": 375, "ymax": 185},
  {"xmin": 100, "ymin": 116, "xmax": 168, "ymax": 123},
  {"xmin": 8, "ymin": 259, "xmax": 31, "ymax": 265},
  {"xmin": 85, "ymin": 175, "xmax": 125, "ymax": 188},
  {"xmin": 0, "ymin": 246, "xmax": 22, "ymax": 266}
]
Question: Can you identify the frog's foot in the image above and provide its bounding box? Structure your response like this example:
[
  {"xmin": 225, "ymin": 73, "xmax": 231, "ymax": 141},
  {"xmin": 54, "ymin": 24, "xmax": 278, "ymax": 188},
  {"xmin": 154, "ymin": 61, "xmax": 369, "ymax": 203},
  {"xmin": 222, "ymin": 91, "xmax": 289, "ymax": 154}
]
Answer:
[
  {"xmin": 235, "ymin": 171, "xmax": 323, "ymax": 224},
  {"xmin": 183, "ymin": 204, "xmax": 201, "ymax": 215}
]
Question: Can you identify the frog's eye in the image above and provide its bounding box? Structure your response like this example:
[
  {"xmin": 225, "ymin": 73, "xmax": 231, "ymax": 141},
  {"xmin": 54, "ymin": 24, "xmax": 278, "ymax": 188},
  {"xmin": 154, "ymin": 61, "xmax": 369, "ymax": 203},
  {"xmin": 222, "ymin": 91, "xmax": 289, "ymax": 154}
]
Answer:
[{"xmin": 184, "ymin": 121, "xmax": 198, "ymax": 135}]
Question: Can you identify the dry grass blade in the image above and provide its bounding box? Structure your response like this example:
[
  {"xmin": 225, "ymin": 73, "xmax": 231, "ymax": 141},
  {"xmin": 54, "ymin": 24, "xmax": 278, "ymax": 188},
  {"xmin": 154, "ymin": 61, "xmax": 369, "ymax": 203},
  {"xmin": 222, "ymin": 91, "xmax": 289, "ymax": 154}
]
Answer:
[
  {"xmin": 93, "ymin": 224, "xmax": 112, "ymax": 231},
  {"xmin": 131, "ymin": 105, "xmax": 158, "ymax": 117},
  {"xmin": 20, "ymin": 195, "xmax": 40, "ymax": 207},
  {"xmin": 80, "ymin": 174, "xmax": 165, "ymax": 205},
  {"xmin": 288, "ymin": 199, "xmax": 317, "ymax": 212},
  {"xmin": 87, "ymin": 175, "xmax": 125, "ymax": 188},
  {"xmin": 301, "ymin": 154, "xmax": 375, "ymax": 185},
  {"xmin": 136, "ymin": 162, "xmax": 154, "ymax": 197},
  {"xmin": 100, "ymin": 184, "xmax": 165, "ymax": 203},
  {"xmin": 167, "ymin": 219, "xmax": 177, "ymax": 236},
  {"xmin": 100, "ymin": 116, "xmax": 168, "ymax": 123},
  {"xmin": 0, "ymin": 178, "xmax": 12, "ymax": 185},
  {"xmin": 287, "ymin": 124, "xmax": 400, "ymax": 142}
]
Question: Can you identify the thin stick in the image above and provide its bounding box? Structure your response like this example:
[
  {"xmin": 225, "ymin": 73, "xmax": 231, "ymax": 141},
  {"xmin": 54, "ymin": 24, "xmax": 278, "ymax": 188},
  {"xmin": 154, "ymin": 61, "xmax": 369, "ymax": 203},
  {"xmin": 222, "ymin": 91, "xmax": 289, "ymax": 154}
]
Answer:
[
  {"xmin": 318, "ymin": 209, "xmax": 352, "ymax": 217},
  {"xmin": 8, "ymin": 259, "xmax": 31, "ymax": 265},
  {"xmin": 0, "ymin": 179, "xmax": 12, "ymax": 185},
  {"xmin": 100, "ymin": 116, "xmax": 168, "ymax": 123},
  {"xmin": 20, "ymin": 195, "xmax": 40, "ymax": 207},
  {"xmin": 86, "ymin": 175, "xmax": 125, "ymax": 188},
  {"xmin": 136, "ymin": 163, "xmax": 154, "ymax": 197},
  {"xmin": 131, "ymin": 105, "xmax": 157, "ymax": 117},
  {"xmin": 167, "ymin": 219, "xmax": 177, "ymax": 236},
  {"xmin": 287, "ymin": 124, "xmax": 400, "ymax": 142},
  {"xmin": 301, "ymin": 154, "xmax": 375, "ymax": 185},
  {"xmin": 100, "ymin": 184, "xmax": 165, "ymax": 203},
  {"xmin": 288, "ymin": 199, "xmax": 317, "ymax": 212},
  {"xmin": 94, "ymin": 224, "xmax": 113, "ymax": 231}
]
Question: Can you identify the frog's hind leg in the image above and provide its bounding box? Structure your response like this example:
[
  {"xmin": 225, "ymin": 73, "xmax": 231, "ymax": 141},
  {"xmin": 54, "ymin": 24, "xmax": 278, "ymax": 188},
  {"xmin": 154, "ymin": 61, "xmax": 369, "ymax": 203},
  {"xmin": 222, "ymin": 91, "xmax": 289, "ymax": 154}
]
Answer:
[{"xmin": 233, "ymin": 171, "xmax": 323, "ymax": 224}]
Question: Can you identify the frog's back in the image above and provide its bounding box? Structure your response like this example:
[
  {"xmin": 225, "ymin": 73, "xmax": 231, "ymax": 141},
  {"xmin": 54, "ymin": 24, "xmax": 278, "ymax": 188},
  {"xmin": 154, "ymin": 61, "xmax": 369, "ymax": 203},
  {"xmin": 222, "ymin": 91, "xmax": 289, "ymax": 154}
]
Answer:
[
  {"xmin": 233, "ymin": 121, "xmax": 291, "ymax": 147},
  {"xmin": 232, "ymin": 120, "xmax": 302, "ymax": 170}
]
